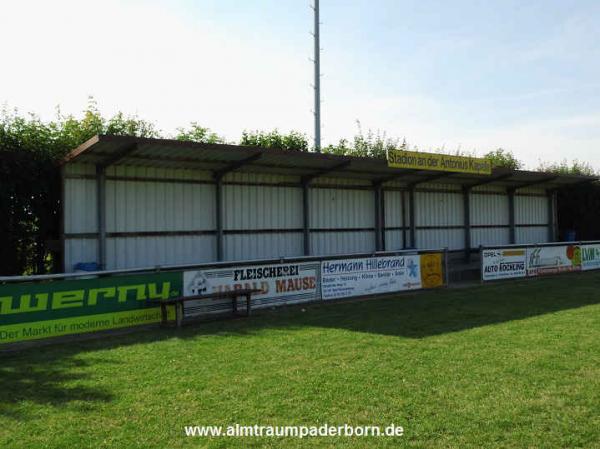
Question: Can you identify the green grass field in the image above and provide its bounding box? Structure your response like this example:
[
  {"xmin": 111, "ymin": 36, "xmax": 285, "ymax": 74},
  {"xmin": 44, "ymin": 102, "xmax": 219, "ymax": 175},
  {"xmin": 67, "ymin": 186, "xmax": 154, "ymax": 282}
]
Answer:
[{"xmin": 2, "ymin": 272, "xmax": 600, "ymax": 448}]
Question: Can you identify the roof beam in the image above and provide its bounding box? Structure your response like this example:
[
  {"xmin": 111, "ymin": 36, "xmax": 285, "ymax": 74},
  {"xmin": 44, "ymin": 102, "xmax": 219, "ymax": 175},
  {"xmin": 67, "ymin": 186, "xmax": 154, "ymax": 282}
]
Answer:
[
  {"xmin": 467, "ymin": 172, "xmax": 514, "ymax": 189},
  {"xmin": 301, "ymin": 159, "xmax": 352, "ymax": 184},
  {"xmin": 213, "ymin": 152, "xmax": 262, "ymax": 179},
  {"xmin": 98, "ymin": 143, "xmax": 138, "ymax": 169},
  {"xmin": 572, "ymin": 177, "xmax": 599, "ymax": 186},
  {"xmin": 512, "ymin": 175, "xmax": 559, "ymax": 191},
  {"xmin": 373, "ymin": 169, "xmax": 427, "ymax": 185},
  {"xmin": 408, "ymin": 172, "xmax": 457, "ymax": 188}
]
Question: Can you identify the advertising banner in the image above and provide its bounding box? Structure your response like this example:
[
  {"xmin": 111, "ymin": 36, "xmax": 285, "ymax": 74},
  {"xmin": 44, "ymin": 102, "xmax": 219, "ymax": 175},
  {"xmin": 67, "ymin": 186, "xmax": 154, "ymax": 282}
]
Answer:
[
  {"xmin": 581, "ymin": 244, "xmax": 600, "ymax": 271},
  {"xmin": 482, "ymin": 248, "xmax": 527, "ymax": 281},
  {"xmin": 387, "ymin": 149, "xmax": 492, "ymax": 175},
  {"xmin": 526, "ymin": 244, "xmax": 581, "ymax": 276},
  {"xmin": 420, "ymin": 253, "xmax": 444, "ymax": 288},
  {"xmin": 0, "ymin": 272, "xmax": 181, "ymax": 344},
  {"xmin": 183, "ymin": 262, "xmax": 319, "ymax": 315},
  {"xmin": 321, "ymin": 255, "xmax": 422, "ymax": 300}
]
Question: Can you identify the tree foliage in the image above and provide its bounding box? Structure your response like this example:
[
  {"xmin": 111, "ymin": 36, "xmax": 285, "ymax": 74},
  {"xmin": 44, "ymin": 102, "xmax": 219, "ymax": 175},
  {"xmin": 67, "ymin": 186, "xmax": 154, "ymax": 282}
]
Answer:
[
  {"xmin": 175, "ymin": 122, "xmax": 225, "ymax": 144},
  {"xmin": 537, "ymin": 159, "xmax": 597, "ymax": 176},
  {"xmin": 0, "ymin": 100, "xmax": 164, "ymax": 275},
  {"xmin": 240, "ymin": 129, "xmax": 309, "ymax": 151},
  {"xmin": 323, "ymin": 121, "xmax": 402, "ymax": 158},
  {"xmin": 484, "ymin": 148, "xmax": 523, "ymax": 170}
]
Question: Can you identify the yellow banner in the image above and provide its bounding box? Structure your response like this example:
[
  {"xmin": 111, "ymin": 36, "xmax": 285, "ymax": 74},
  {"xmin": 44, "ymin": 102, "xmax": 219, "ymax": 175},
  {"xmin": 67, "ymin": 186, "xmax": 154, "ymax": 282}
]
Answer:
[
  {"xmin": 420, "ymin": 253, "xmax": 444, "ymax": 289},
  {"xmin": 387, "ymin": 149, "xmax": 492, "ymax": 175}
]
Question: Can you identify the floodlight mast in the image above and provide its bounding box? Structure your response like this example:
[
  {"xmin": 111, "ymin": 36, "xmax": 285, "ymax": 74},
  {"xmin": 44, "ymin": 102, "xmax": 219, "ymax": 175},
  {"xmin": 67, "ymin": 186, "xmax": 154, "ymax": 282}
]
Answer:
[{"xmin": 313, "ymin": 0, "xmax": 321, "ymax": 152}]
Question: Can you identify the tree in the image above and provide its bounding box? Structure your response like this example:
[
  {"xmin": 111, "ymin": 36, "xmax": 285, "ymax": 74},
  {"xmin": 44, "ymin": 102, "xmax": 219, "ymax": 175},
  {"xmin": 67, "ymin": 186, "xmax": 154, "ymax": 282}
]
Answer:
[
  {"xmin": 484, "ymin": 148, "xmax": 522, "ymax": 170},
  {"xmin": 1, "ymin": 110, "xmax": 65, "ymax": 275},
  {"xmin": 322, "ymin": 121, "xmax": 401, "ymax": 158},
  {"xmin": 240, "ymin": 129, "xmax": 309, "ymax": 151},
  {"xmin": 0, "ymin": 100, "xmax": 168, "ymax": 275},
  {"xmin": 175, "ymin": 122, "xmax": 224, "ymax": 144},
  {"xmin": 537, "ymin": 159, "xmax": 596, "ymax": 176}
]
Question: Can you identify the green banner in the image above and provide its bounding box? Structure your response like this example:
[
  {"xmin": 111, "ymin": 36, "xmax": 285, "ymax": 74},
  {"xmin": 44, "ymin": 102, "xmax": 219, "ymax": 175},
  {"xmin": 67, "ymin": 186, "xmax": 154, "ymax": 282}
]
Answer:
[{"xmin": 0, "ymin": 272, "xmax": 182, "ymax": 344}]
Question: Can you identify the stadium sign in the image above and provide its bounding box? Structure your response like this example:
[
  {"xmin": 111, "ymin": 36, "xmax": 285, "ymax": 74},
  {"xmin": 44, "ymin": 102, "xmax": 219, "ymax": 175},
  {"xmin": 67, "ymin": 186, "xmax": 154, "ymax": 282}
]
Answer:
[{"xmin": 387, "ymin": 149, "xmax": 492, "ymax": 175}]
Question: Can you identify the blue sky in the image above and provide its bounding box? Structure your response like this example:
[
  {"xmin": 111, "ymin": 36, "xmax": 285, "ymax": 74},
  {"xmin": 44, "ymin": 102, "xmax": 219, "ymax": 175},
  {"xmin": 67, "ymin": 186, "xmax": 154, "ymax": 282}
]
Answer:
[{"xmin": 2, "ymin": 0, "xmax": 600, "ymax": 168}]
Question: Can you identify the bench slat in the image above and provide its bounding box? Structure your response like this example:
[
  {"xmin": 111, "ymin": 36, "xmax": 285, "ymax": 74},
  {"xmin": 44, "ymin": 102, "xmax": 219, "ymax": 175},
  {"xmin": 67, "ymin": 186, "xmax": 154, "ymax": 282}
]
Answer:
[{"xmin": 152, "ymin": 288, "xmax": 262, "ymax": 328}]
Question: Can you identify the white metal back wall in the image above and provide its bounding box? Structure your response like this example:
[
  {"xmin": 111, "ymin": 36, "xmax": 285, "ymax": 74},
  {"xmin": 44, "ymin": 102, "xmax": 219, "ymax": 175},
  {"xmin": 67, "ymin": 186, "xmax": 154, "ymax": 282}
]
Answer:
[
  {"xmin": 310, "ymin": 188, "xmax": 374, "ymax": 228},
  {"xmin": 106, "ymin": 236, "xmax": 216, "ymax": 269},
  {"xmin": 416, "ymin": 229, "xmax": 464, "ymax": 250},
  {"xmin": 63, "ymin": 163, "xmax": 98, "ymax": 271},
  {"xmin": 64, "ymin": 178, "xmax": 97, "ymax": 231},
  {"xmin": 415, "ymin": 189, "xmax": 464, "ymax": 250},
  {"xmin": 105, "ymin": 171, "xmax": 216, "ymax": 270},
  {"xmin": 471, "ymin": 228, "xmax": 511, "ymax": 247},
  {"xmin": 470, "ymin": 192, "xmax": 510, "ymax": 247},
  {"xmin": 108, "ymin": 164, "xmax": 216, "ymax": 268},
  {"xmin": 384, "ymin": 190, "xmax": 404, "ymax": 250},
  {"xmin": 223, "ymin": 184, "xmax": 302, "ymax": 230},
  {"xmin": 64, "ymin": 239, "xmax": 98, "ymax": 272},
  {"xmin": 106, "ymin": 180, "xmax": 215, "ymax": 232},
  {"xmin": 228, "ymin": 172, "xmax": 299, "ymax": 184},
  {"xmin": 515, "ymin": 195, "xmax": 547, "ymax": 225},
  {"xmin": 415, "ymin": 191, "xmax": 463, "ymax": 225},
  {"xmin": 224, "ymin": 234, "xmax": 304, "ymax": 261},
  {"xmin": 310, "ymin": 187, "xmax": 375, "ymax": 255},
  {"xmin": 515, "ymin": 190, "xmax": 549, "ymax": 244},
  {"xmin": 63, "ymin": 162, "xmax": 558, "ymax": 271},
  {"xmin": 311, "ymin": 231, "xmax": 375, "ymax": 256},
  {"xmin": 470, "ymin": 193, "xmax": 509, "ymax": 225},
  {"xmin": 222, "ymin": 181, "xmax": 303, "ymax": 261},
  {"xmin": 109, "ymin": 165, "xmax": 214, "ymax": 181},
  {"xmin": 515, "ymin": 227, "xmax": 548, "ymax": 244},
  {"xmin": 384, "ymin": 231, "xmax": 404, "ymax": 251}
]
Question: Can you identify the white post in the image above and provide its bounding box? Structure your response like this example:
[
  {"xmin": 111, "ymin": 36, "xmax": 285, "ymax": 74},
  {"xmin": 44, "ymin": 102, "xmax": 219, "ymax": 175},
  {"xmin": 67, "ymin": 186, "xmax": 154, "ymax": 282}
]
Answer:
[{"xmin": 313, "ymin": 0, "xmax": 321, "ymax": 152}]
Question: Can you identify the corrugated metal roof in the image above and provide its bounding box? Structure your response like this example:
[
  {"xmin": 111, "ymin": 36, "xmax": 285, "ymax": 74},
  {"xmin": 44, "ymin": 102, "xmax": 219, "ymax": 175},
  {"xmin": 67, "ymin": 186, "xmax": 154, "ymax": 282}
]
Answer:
[{"xmin": 63, "ymin": 135, "xmax": 598, "ymax": 189}]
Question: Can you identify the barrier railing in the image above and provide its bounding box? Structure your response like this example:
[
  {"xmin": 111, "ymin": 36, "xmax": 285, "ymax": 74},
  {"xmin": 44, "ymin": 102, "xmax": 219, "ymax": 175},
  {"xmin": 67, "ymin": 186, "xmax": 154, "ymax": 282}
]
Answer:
[
  {"xmin": 480, "ymin": 240, "xmax": 600, "ymax": 282},
  {"xmin": 0, "ymin": 247, "xmax": 446, "ymax": 283},
  {"xmin": 0, "ymin": 248, "xmax": 449, "ymax": 345}
]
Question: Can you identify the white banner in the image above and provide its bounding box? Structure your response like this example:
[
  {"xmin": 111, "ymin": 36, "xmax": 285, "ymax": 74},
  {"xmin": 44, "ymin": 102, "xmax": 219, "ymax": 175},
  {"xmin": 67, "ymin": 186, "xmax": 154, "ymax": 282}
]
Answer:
[
  {"xmin": 321, "ymin": 255, "xmax": 422, "ymax": 300},
  {"xmin": 526, "ymin": 245, "xmax": 581, "ymax": 276},
  {"xmin": 581, "ymin": 244, "xmax": 600, "ymax": 271},
  {"xmin": 481, "ymin": 248, "xmax": 527, "ymax": 281},
  {"xmin": 183, "ymin": 262, "xmax": 319, "ymax": 314}
]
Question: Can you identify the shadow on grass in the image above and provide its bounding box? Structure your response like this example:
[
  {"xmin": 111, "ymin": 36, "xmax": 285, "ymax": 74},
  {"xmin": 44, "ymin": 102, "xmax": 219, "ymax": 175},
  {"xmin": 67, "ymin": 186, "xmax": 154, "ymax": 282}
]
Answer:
[
  {"xmin": 1, "ymin": 271, "xmax": 599, "ymax": 420},
  {"xmin": 0, "ymin": 354, "xmax": 114, "ymax": 420},
  {"xmin": 299, "ymin": 273, "xmax": 600, "ymax": 338}
]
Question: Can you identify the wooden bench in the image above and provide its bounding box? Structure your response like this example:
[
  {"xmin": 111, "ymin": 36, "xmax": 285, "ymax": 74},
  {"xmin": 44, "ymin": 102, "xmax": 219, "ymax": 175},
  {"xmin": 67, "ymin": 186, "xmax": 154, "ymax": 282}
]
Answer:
[{"xmin": 152, "ymin": 289, "xmax": 262, "ymax": 328}]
